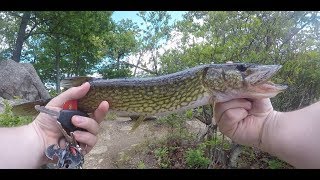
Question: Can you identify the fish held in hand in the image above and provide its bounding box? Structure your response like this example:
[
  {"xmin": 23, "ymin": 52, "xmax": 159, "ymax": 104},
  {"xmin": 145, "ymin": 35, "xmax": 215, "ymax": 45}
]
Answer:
[{"xmin": 12, "ymin": 63, "xmax": 287, "ymax": 118}]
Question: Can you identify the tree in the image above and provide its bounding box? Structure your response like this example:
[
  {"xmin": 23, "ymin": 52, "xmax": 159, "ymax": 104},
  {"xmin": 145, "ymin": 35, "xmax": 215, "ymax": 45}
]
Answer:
[
  {"xmin": 0, "ymin": 11, "xmax": 22, "ymax": 60},
  {"xmin": 12, "ymin": 11, "xmax": 30, "ymax": 62},
  {"xmin": 0, "ymin": 11, "xmax": 42, "ymax": 62},
  {"xmin": 132, "ymin": 11, "xmax": 172, "ymax": 76},
  {"xmin": 27, "ymin": 11, "xmax": 114, "ymax": 92},
  {"xmin": 1, "ymin": 11, "xmax": 116, "ymax": 92},
  {"xmin": 98, "ymin": 19, "xmax": 138, "ymax": 79}
]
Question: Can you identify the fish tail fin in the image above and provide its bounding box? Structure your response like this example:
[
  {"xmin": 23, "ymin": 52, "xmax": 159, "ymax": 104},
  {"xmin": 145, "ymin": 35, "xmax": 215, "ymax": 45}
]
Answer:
[
  {"xmin": 60, "ymin": 76, "xmax": 94, "ymax": 89},
  {"xmin": 11, "ymin": 98, "xmax": 52, "ymax": 116}
]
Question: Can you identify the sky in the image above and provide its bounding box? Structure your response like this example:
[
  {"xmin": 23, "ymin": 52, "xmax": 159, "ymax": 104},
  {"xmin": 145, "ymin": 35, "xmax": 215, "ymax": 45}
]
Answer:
[{"xmin": 112, "ymin": 11, "xmax": 187, "ymax": 25}]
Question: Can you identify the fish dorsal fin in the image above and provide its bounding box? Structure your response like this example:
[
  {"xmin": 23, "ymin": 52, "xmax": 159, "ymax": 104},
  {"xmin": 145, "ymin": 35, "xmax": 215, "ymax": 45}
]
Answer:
[{"xmin": 60, "ymin": 76, "xmax": 94, "ymax": 89}]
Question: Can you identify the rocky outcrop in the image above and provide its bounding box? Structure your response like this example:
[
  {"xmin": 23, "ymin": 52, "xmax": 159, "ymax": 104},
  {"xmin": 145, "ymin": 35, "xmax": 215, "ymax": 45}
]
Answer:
[{"xmin": 0, "ymin": 59, "xmax": 50, "ymax": 102}]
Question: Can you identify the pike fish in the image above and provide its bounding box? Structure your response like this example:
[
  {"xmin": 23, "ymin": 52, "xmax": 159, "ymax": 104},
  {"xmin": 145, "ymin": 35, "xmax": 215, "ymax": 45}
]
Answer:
[{"xmin": 12, "ymin": 63, "xmax": 287, "ymax": 130}]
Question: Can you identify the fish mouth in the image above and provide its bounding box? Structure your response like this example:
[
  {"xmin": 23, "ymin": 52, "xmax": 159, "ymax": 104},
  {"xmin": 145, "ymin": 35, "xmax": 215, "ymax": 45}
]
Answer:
[
  {"xmin": 245, "ymin": 64, "xmax": 287, "ymax": 95},
  {"xmin": 255, "ymin": 81, "xmax": 287, "ymax": 92}
]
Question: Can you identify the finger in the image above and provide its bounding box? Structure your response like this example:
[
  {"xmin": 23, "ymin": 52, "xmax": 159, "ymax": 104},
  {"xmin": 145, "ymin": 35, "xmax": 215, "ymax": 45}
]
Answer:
[
  {"xmin": 93, "ymin": 101, "xmax": 109, "ymax": 124},
  {"xmin": 79, "ymin": 143, "xmax": 89, "ymax": 155},
  {"xmin": 72, "ymin": 115, "xmax": 100, "ymax": 135},
  {"xmin": 73, "ymin": 131, "xmax": 97, "ymax": 150},
  {"xmin": 250, "ymin": 98, "xmax": 273, "ymax": 114},
  {"xmin": 215, "ymin": 98, "xmax": 252, "ymax": 123},
  {"xmin": 47, "ymin": 82, "xmax": 90, "ymax": 107},
  {"xmin": 217, "ymin": 108, "xmax": 248, "ymax": 135}
]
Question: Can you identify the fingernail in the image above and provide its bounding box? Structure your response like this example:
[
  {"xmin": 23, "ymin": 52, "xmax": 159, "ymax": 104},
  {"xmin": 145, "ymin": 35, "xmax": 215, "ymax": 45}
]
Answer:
[
  {"xmin": 73, "ymin": 131, "xmax": 80, "ymax": 136},
  {"xmin": 75, "ymin": 116, "xmax": 84, "ymax": 123},
  {"xmin": 81, "ymin": 82, "xmax": 87, "ymax": 86}
]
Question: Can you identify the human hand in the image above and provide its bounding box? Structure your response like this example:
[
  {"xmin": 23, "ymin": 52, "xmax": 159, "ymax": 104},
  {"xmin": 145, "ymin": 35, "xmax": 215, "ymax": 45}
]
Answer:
[
  {"xmin": 31, "ymin": 82, "xmax": 109, "ymax": 163},
  {"xmin": 214, "ymin": 98, "xmax": 275, "ymax": 148}
]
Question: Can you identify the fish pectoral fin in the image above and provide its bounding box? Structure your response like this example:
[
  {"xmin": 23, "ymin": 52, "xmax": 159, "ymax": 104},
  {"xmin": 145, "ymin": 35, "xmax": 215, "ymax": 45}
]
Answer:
[{"xmin": 130, "ymin": 115, "xmax": 146, "ymax": 132}]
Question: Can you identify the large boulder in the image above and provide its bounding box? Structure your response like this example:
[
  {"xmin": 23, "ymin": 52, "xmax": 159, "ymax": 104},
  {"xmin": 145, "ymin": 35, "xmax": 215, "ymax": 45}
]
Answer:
[
  {"xmin": 0, "ymin": 97, "xmax": 6, "ymax": 113},
  {"xmin": 0, "ymin": 59, "xmax": 50, "ymax": 102}
]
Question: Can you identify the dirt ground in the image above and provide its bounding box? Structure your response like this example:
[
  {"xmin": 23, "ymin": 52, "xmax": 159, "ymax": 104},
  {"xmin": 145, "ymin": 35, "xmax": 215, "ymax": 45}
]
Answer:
[
  {"xmin": 83, "ymin": 117, "xmax": 169, "ymax": 169},
  {"xmin": 83, "ymin": 117, "xmax": 206, "ymax": 169}
]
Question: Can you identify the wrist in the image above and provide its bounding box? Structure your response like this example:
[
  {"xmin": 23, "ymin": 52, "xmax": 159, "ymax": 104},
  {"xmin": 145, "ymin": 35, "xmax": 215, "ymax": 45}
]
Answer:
[
  {"xmin": 258, "ymin": 110, "xmax": 283, "ymax": 154},
  {"xmin": 29, "ymin": 121, "xmax": 55, "ymax": 166}
]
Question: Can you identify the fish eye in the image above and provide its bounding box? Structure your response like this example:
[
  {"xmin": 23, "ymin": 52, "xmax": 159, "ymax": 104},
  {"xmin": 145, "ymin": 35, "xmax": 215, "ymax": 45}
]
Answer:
[{"xmin": 236, "ymin": 64, "xmax": 247, "ymax": 72}]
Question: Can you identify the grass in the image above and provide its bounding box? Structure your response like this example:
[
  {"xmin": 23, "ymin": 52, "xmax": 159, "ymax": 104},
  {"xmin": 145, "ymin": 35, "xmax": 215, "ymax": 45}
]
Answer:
[
  {"xmin": 137, "ymin": 161, "xmax": 146, "ymax": 169},
  {"xmin": 237, "ymin": 146, "xmax": 293, "ymax": 169},
  {"xmin": 185, "ymin": 148, "xmax": 210, "ymax": 168},
  {"xmin": 267, "ymin": 159, "xmax": 288, "ymax": 169},
  {"xmin": 154, "ymin": 147, "xmax": 171, "ymax": 168},
  {"xmin": 0, "ymin": 100, "xmax": 33, "ymax": 127},
  {"xmin": 112, "ymin": 110, "xmax": 294, "ymax": 169}
]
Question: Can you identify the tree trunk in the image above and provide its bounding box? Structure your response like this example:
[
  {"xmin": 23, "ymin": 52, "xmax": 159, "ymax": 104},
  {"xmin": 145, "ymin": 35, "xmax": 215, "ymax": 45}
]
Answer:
[
  {"xmin": 116, "ymin": 55, "xmax": 120, "ymax": 71},
  {"xmin": 133, "ymin": 52, "xmax": 143, "ymax": 76},
  {"xmin": 76, "ymin": 56, "xmax": 80, "ymax": 76},
  {"xmin": 55, "ymin": 56, "xmax": 61, "ymax": 93},
  {"xmin": 55, "ymin": 38, "xmax": 61, "ymax": 93},
  {"xmin": 12, "ymin": 11, "xmax": 31, "ymax": 62}
]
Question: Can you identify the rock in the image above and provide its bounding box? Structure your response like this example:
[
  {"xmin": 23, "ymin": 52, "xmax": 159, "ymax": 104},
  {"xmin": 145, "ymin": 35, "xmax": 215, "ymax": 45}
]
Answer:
[
  {"xmin": 0, "ymin": 59, "xmax": 50, "ymax": 101},
  {"xmin": 186, "ymin": 119, "xmax": 207, "ymax": 134},
  {"xmin": 89, "ymin": 145, "xmax": 108, "ymax": 154},
  {"xmin": 105, "ymin": 133, "xmax": 111, "ymax": 140},
  {"xmin": 0, "ymin": 97, "xmax": 5, "ymax": 113},
  {"xmin": 120, "ymin": 125, "xmax": 133, "ymax": 131}
]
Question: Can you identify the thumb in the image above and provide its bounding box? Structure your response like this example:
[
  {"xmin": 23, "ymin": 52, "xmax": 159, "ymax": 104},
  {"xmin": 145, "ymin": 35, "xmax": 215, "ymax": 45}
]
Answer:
[{"xmin": 47, "ymin": 82, "xmax": 90, "ymax": 107}]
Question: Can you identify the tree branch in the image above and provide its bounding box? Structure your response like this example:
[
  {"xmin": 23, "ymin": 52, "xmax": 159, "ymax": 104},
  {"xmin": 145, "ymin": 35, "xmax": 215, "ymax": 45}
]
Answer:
[
  {"xmin": 119, "ymin": 60, "xmax": 158, "ymax": 75},
  {"xmin": 133, "ymin": 52, "xmax": 143, "ymax": 76},
  {"xmin": 24, "ymin": 21, "xmax": 38, "ymax": 40},
  {"xmin": 279, "ymin": 13, "xmax": 317, "ymax": 50},
  {"xmin": 8, "ymin": 11, "xmax": 23, "ymax": 18},
  {"xmin": 29, "ymin": 30, "xmax": 78, "ymax": 40}
]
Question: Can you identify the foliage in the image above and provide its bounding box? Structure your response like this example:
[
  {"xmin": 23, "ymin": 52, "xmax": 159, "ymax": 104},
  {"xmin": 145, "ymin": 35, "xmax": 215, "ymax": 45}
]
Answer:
[
  {"xmin": 48, "ymin": 88, "xmax": 58, "ymax": 97},
  {"xmin": 203, "ymin": 136, "xmax": 231, "ymax": 150},
  {"xmin": 0, "ymin": 11, "xmax": 116, "ymax": 91},
  {"xmin": 184, "ymin": 109, "xmax": 193, "ymax": 119},
  {"xmin": 137, "ymin": 161, "xmax": 146, "ymax": 169},
  {"xmin": 154, "ymin": 147, "xmax": 170, "ymax": 168},
  {"xmin": 160, "ymin": 11, "xmax": 320, "ymax": 111},
  {"xmin": 272, "ymin": 54, "xmax": 320, "ymax": 111},
  {"xmin": 29, "ymin": 11, "xmax": 115, "ymax": 91},
  {"xmin": 132, "ymin": 11, "xmax": 172, "ymax": 76},
  {"xmin": 0, "ymin": 100, "xmax": 32, "ymax": 127},
  {"xmin": 148, "ymin": 112, "xmax": 198, "ymax": 168},
  {"xmin": 157, "ymin": 113, "xmax": 187, "ymax": 129},
  {"xmin": 185, "ymin": 147, "xmax": 211, "ymax": 169},
  {"xmin": 98, "ymin": 61, "xmax": 133, "ymax": 79},
  {"xmin": 237, "ymin": 146, "xmax": 293, "ymax": 169},
  {"xmin": 98, "ymin": 19, "xmax": 138, "ymax": 79},
  {"xmin": 104, "ymin": 19, "xmax": 138, "ymax": 62},
  {"xmin": 0, "ymin": 11, "xmax": 21, "ymax": 60},
  {"xmin": 267, "ymin": 159, "xmax": 287, "ymax": 169}
]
